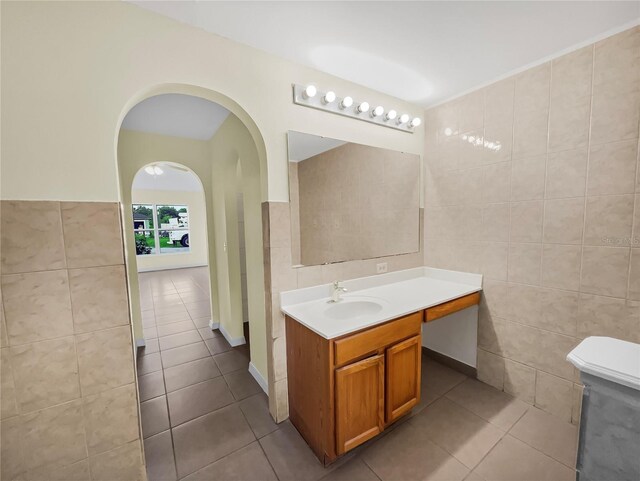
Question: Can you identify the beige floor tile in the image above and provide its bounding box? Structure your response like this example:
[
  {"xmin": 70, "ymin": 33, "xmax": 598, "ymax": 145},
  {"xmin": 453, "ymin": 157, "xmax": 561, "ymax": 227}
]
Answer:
[
  {"xmin": 259, "ymin": 421, "xmax": 331, "ymax": 481},
  {"xmin": 138, "ymin": 370, "xmax": 166, "ymax": 402},
  {"xmin": 205, "ymin": 336, "xmax": 232, "ymax": 355},
  {"xmin": 181, "ymin": 441, "xmax": 277, "ymax": 481},
  {"xmin": 159, "ymin": 330, "xmax": 202, "ymax": 351},
  {"xmin": 361, "ymin": 419, "xmax": 469, "ymax": 481},
  {"xmin": 141, "ymin": 396, "xmax": 170, "ymax": 438},
  {"xmin": 224, "ymin": 369, "xmax": 262, "ymax": 401},
  {"xmin": 320, "ymin": 458, "xmax": 379, "ymax": 481},
  {"xmin": 144, "ymin": 430, "xmax": 177, "ymax": 481},
  {"xmin": 172, "ymin": 404, "xmax": 255, "ymax": 478},
  {"xmin": 474, "ymin": 435, "xmax": 575, "ymax": 481},
  {"xmin": 153, "ymin": 293, "xmax": 183, "ymax": 304},
  {"xmin": 423, "ymin": 358, "xmax": 467, "ymax": 398},
  {"xmin": 179, "ymin": 292, "xmax": 210, "ymax": 304},
  {"xmin": 464, "ymin": 471, "xmax": 486, "ymax": 481},
  {"xmin": 154, "ymin": 311, "xmax": 191, "ymax": 326},
  {"xmin": 164, "ymin": 357, "xmax": 221, "ymax": 393},
  {"xmin": 140, "ymin": 338, "xmax": 160, "ymax": 355},
  {"xmin": 213, "ymin": 350, "xmax": 249, "ymax": 374},
  {"xmin": 234, "ymin": 343, "xmax": 251, "ymax": 360},
  {"xmin": 167, "ymin": 378, "xmax": 234, "ymax": 427},
  {"xmin": 137, "ymin": 352, "xmax": 162, "ymax": 375},
  {"xmin": 411, "ymin": 397, "xmax": 505, "ymax": 469},
  {"xmin": 508, "ymin": 407, "xmax": 578, "ymax": 468},
  {"xmin": 143, "ymin": 326, "xmax": 158, "ymax": 340},
  {"xmin": 161, "ymin": 342, "xmax": 210, "ymax": 368},
  {"xmin": 197, "ymin": 327, "xmax": 215, "ymax": 340},
  {"xmin": 156, "ymin": 320, "xmax": 197, "ymax": 337},
  {"xmin": 193, "ymin": 317, "xmax": 213, "ymax": 328},
  {"xmin": 142, "ymin": 317, "xmax": 156, "ymax": 328},
  {"xmin": 445, "ymin": 378, "xmax": 530, "ymax": 430},
  {"xmin": 238, "ymin": 393, "xmax": 280, "ymax": 439},
  {"xmin": 153, "ymin": 301, "xmax": 187, "ymax": 312}
]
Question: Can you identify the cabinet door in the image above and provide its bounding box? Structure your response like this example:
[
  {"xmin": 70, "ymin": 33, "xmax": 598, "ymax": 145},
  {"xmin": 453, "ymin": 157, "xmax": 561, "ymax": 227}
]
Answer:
[
  {"xmin": 335, "ymin": 354, "xmax": 384, "ymax": 455},
  {"xmin": 386, "ymin": 335, "xmax": 421, "ymax": 424}
]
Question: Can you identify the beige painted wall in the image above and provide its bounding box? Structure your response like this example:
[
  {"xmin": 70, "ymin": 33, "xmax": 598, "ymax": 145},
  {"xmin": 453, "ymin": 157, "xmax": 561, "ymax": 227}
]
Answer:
[
  {"xmin": 132, "ymin": 189, "xmax": 208, "ymax": 272},
  {"xmin": 117, "ymin": 130, "xmax": 217, "ymax": 346},
  {"xmin": 209, "ymin": 115, "xmax": 267, "ymax": 378},
  {"xmin": 423, "ymin": 26, "xmax": 640, "ymax": 424},
  {"xmin": 118, "ymin": 123, "xmax": 268, "ymax": 380},
  {"xmin": 292, "ymin": 143, "xmax": 420, "ymax": 265},
  {"xmin": 1, "ymin": 0, "xmax": 423, "ymax": 423},
  {"xmin": 0, "ymin": 1, "xmax": 424, "ymax": 205}
]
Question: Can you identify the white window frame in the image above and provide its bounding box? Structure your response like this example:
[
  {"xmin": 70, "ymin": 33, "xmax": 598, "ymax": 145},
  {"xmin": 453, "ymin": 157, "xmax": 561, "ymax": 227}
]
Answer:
[{"xmin": 133, "ymin": 203, "xmax": 190, "ymax": 256}]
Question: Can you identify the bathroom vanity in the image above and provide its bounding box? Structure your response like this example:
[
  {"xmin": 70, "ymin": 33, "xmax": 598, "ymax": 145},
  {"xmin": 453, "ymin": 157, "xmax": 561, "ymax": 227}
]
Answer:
[{"xmin": 281, "ymin": 267, "xmax": 482, "ymax": 464}]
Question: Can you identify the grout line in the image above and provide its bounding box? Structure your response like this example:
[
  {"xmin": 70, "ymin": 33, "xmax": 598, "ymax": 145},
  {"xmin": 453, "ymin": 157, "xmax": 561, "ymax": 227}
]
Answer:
[
  {"xmin": 505, "ymin": 407, "xmax": 530, "ymax": 435},
  {"xmin": 578, "ymin": 45, "xmax": 596, "ymax": 296}
]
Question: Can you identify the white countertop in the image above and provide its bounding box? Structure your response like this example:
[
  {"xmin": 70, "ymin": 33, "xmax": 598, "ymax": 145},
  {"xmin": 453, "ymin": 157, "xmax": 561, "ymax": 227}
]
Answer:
[
  {"xmin": 280, "ymin": 267, "xmax": 483, "ymax": 339},
  {"xmin": 567, "ymin": 336, "xmax": 640, "ymax": 391}
]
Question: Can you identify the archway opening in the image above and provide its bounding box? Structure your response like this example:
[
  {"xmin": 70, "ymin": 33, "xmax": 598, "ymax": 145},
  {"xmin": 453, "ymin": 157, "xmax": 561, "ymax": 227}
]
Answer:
[{"xmin": 117, "ymin": 91, "xmax": 269, "ymax": 479}]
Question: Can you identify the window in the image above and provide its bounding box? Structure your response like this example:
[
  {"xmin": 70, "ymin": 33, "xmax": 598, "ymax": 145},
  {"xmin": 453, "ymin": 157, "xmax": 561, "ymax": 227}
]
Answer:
[{"xmin": 133, "ymin": 204, "xmax": 190, "ymax": 255}]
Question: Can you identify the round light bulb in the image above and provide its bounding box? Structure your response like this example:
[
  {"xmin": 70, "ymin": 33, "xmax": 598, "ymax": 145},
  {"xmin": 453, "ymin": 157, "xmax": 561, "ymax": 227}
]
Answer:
[
  {"xmin": 145, "ymin": 166, "xmax": 155, "ymax": 175},
  {"xmin": 322, "ymin": 91, "xmax": 336, "ymax": 104},
  {"xmin": 340, "ymin": 96, "xmax": 353, "ymax": 109},
  {"xmin": 303, "ymin": 85, "xmax": 317, "ymax": 99},
  {"xmin": 153, "ymin": 166, "xmax": 164, "ymax": 175},
  {"xmin": 385, "ymin": 110, "xmax": 397, "ymax": 121},
  {"xmin": 371, "ymin": 105, "xmax": 384, "ymax": 118},
  {"xmin": 444, "ymin": 127, "xmax": 453, "ymax": 136},
  {"xmin": 398, "ymin": 113, "xmax": 410, "ymax": 125},
  {"xmin": 410, "ymin": 117, "xmax": 422, "ymax": 128},
  {"xmin": 357, "ymin": 101, "xmax": 370, "ymax": 114}
]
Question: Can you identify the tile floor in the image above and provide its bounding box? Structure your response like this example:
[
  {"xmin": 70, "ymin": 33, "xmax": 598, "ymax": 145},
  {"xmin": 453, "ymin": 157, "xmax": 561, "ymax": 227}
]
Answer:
[{"xmin": 137, "ymin": 267, "xmax": 579, "ymax": 481}]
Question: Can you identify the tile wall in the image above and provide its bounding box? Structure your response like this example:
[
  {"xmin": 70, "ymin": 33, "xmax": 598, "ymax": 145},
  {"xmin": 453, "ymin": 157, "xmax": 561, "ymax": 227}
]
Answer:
[
  {"xmin": 0, "ymin": 201, "xmax": 144, "ymax": 480},
  {"xmin": 423, "ymin": 26, "xmax": 640, "ymax": 423}
]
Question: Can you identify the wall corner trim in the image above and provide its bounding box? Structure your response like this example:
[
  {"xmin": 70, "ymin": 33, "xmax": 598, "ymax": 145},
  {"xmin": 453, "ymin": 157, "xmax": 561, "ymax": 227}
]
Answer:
[
  {"xmin": 249, "ymin": 362, "xmax": 268, "ymax": 394},
  {"xmin": 208, "ymin": 320, "xmax": 220, "ymax": 330}
]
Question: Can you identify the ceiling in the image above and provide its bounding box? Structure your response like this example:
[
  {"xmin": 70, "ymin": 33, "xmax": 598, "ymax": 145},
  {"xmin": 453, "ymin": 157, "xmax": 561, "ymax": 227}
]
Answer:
[
  {"xmin": 129, "ymin": 1, "xmax": 639, "ymax": 107},
  {"xmin": 288, "ymin": 131, "xmax": 347, "ymax": 162},
  {"xmin": 122, "ymin": 93, "xmax": 229, "ymax": 140},
  {"xmin": 132, "ymin": 163, "xmax": 203, "ymax": 192}
]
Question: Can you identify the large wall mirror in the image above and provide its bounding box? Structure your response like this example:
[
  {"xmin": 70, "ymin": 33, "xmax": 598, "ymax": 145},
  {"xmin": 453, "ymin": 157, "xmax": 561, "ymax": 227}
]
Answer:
[{"xmin": 288, "ymin": 131, "xmax": 420, "ymax": 267}]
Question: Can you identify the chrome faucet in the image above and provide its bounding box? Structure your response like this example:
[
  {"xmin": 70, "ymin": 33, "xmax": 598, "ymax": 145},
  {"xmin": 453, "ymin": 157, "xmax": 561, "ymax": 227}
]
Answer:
[{"xmin": 330, "ymin": 280, "xmax": 348, "ymax": 303}]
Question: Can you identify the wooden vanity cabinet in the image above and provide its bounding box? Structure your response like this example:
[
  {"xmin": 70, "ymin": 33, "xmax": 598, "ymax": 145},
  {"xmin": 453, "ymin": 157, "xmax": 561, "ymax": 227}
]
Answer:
[
  {"xmin": 335, "ymin": 354, "xmax": 385, "ymax": 454},
  {"xmin": 385, "ymin": 335, "xmax": 421, "ymax": 423},
  {"xmin": 285, "ymin": 311, "xmax": 423, "ymax": 464}
]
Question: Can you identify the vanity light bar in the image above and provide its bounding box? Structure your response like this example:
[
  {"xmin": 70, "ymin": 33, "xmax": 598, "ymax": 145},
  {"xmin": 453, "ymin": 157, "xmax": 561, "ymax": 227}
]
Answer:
[{"xmin": 292, "ymin": 84, "xmax": 421, "ymax": 133}]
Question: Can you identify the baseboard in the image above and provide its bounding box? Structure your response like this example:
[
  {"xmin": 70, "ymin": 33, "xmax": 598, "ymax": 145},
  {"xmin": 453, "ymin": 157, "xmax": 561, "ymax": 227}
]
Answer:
[
  {"xmin": 137, "ymin": 263, "xmax": 208, "ymax": 273},
  {"xmin": 219, "ymin": 323, "xmax": 246, "ymax": 347},
  {"xmin": 248, "ymin": 362, "xmax": 268, "ymax": 395},
  {"xmin": 135, "ymin": 338, "xmax": 146, "ymax": 348},
  {"xmin": 422, "ymin": 346, "xmax": 477, "ymax": 378},
  {"xmin": 208, "ymin": 320, "xmax": 220, "ymax": 330}
]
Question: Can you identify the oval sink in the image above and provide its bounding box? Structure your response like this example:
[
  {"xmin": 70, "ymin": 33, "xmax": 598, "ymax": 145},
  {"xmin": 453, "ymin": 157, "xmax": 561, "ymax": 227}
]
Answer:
[{"xmin": 324, "ymin": 298, "xmax": 386, "ymax": 320}]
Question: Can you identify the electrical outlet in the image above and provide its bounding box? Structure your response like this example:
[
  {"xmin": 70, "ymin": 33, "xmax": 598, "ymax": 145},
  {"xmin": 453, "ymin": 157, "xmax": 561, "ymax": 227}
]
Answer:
[{"xmin": 376, "ymin": 262, "xmax": 388, "ymax": 274}]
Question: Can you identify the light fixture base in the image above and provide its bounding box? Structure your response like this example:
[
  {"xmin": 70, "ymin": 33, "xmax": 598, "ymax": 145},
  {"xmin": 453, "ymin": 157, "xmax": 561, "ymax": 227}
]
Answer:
[{"xmin": 292, "ymin": 84, "xmax": 416, "ymax": 133}]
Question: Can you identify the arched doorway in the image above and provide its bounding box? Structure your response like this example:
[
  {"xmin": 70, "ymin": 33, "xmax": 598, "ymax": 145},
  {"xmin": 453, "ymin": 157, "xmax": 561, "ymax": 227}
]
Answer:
[{"xmin": 116, "ymin": 90, "xmax": 271, "ymax": 480}]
